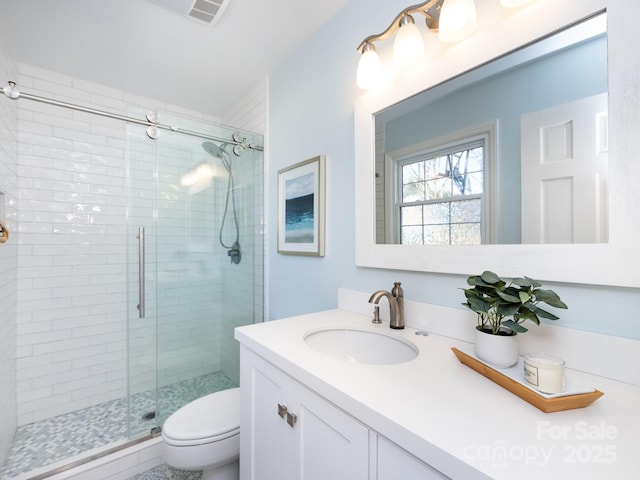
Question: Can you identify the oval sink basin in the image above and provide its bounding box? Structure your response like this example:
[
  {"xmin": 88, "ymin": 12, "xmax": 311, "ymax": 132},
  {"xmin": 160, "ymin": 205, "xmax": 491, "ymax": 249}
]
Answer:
[{"xmin": 304, "ymin": 327, "xmax": 418, "ymax": 365}]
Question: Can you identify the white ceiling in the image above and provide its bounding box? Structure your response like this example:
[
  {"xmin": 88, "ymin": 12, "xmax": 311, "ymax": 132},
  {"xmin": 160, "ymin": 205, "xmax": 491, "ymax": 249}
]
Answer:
[{"xmin": 0, "ymin": 0, "xmax": 350, "ymax": 116}]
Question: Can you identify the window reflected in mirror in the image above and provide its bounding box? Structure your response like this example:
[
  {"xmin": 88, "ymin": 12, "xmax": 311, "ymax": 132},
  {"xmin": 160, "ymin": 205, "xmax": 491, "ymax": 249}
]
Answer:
[{"xmin": 391, "ymin": 128, "xmax": 493, "ymax": 245}]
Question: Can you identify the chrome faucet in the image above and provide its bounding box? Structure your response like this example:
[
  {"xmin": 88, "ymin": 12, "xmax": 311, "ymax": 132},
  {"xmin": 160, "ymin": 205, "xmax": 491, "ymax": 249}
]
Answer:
[{"xmin": 368, "ymin": 282, "xmax": 404, "ymax": 329}]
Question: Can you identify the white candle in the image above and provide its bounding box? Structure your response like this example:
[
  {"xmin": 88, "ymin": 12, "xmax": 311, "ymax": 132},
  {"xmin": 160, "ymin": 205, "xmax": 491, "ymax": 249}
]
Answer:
[{"xmin": 523, "ymin": 354, "xmax": 565, "ymax": 394}]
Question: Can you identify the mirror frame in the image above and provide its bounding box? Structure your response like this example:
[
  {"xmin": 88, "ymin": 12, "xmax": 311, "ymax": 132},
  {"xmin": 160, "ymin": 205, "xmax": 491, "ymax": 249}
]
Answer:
[{"xmin": 355, "ymin": 0, "xmax": 640, "ymax": 288}]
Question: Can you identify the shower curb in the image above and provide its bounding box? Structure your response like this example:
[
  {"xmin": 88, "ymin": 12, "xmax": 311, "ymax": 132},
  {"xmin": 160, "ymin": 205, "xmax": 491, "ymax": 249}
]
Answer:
[{"xmin": 14, "ymin": 436, "xmax": 163, "ymax": 480}]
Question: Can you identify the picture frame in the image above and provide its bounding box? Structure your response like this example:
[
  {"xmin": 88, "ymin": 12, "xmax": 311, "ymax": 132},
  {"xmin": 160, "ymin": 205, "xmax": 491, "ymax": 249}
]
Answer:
[{"xmin": 277, "ymin": 155, "xmax": 325, "ymax": 256}]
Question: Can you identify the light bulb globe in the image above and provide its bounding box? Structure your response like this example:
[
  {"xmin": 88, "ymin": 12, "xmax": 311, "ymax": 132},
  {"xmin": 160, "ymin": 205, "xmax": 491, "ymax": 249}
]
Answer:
[
  {"xmin": 393, "ymin": 20, "xmax": 424, "ymax": 69},
  {"xmin": 356, "ymin": 47, "xmax": 382, "ymax": 90},
  {"xmin": 439, "ymin": 0, "xmax": 477, "ymax": 44}
]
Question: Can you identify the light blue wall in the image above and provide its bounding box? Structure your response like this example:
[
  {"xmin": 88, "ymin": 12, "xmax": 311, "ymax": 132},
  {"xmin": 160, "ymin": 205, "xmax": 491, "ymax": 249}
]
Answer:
[{"xmin": 268, "ymin": 0, "xmax": 640, "ymax": 340}]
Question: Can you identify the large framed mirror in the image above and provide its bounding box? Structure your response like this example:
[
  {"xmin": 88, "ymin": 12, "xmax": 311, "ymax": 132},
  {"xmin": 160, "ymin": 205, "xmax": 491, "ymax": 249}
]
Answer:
[{"xmin": 355, "ymin": 0, "xmax": 640, "ymax": 287}]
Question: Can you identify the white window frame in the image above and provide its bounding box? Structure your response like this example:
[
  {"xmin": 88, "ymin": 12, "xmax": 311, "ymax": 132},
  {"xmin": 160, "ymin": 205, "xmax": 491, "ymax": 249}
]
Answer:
[{"xmin": 384, "ymin": 121, "xmax": 498, "ymax": 245}]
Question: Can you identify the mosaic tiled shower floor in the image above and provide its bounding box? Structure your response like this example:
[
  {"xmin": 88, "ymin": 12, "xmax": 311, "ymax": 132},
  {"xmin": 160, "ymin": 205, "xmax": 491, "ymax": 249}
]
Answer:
[
  {"xmin": 0, "ymin": 372, "xmax": 237, "ymax": 479},
  {"xmin": 129, "ymin": 464, "xmax": 201, "ymax": 480}
]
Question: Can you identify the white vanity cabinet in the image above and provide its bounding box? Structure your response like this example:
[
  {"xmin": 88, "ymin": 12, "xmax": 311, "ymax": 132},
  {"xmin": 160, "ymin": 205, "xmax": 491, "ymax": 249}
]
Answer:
[
  {"xmin": 374, "ymin": 435, "xmax": 447, "ymax": 480},
  {"xmin": 240, "ymin": 346, "xmax": 369, "ymax": 480},
  {"xmin": 239, "ymin": 345, "xmax": 449, "ymax": 480},
  {"xmin": 236, "ymin": 309, "xmax": 640, "ymax": 480}
]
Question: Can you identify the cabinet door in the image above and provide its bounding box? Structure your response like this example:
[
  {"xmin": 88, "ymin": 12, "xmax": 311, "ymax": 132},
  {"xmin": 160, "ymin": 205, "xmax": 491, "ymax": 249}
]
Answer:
[
  {"xmin": 240, "ymin": 347, "xmax": 291, "ymax": 480},
  {"xmin": 240, "ymin": 347, "xmax": 370, "ymax": 480},
  {"xmin": 293, "ymin": 384, "xmax": 369, "ymax": 480},
  {"xmin": 376, "ymin": 436, "xmax": 447, "ymax": 480}
]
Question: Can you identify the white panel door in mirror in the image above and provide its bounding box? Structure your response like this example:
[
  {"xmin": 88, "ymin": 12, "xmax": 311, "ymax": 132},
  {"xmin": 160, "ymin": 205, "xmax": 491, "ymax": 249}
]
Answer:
[{"xmin": 521, "ymin": 93, "xmax": 608, "ymax": 244}]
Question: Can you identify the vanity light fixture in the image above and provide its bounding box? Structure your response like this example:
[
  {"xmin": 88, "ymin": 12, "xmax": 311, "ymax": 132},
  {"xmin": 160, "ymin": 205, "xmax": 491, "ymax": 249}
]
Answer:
[
  {"xmin": 356, "ymin": 0, "xmax": 537, "ymax": 89},
  {"xmin": 356, "ymin": 0, "xmax": 475, "ymax": 89}
]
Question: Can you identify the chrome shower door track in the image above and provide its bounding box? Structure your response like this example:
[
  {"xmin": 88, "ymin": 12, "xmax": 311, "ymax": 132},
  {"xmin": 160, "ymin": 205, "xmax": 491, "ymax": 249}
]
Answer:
[
  {"xmin": 1, "ymin": 81, "xmax": 264, "ymax": 152},
  {"xmin": 24, "ymin": 430, "xmax": 161, "ymax": 480}
]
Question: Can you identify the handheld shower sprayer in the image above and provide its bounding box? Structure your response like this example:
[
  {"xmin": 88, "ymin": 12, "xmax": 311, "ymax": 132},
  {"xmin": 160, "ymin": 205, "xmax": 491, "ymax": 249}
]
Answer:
[{"xmin": 202, "ymin": 141, "xmax": 241, "ymax": 264}]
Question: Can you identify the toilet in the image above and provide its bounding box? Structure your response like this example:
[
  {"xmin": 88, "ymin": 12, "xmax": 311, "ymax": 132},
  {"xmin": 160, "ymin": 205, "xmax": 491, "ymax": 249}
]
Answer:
[{"xmin": 162, "ymin": 387, "xmax": 241, "ymax": 480}]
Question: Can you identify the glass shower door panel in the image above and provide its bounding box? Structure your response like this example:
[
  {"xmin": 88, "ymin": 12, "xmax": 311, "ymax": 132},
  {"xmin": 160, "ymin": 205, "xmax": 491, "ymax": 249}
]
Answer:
[
  {"xmin": 126, "ymin": 124, "xmax": 159, "ymax": 438},
  {"xmin": 127, "ymin": 109, "xmax": 264, "ymax": 436},
  {"xmin": 153, "ymin": 116, "xmax": 262, "ymax": 425},
  {"xmin": 219, "ymin": 143, "xmax": 262, "ymax": 385},
  {"xmin": 154, "ymin": 123, "xmax": 225, "ymax": 426}
]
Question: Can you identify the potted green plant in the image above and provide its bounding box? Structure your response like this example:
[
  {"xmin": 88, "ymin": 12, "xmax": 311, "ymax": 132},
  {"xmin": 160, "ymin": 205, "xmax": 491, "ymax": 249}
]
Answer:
[{"xmin": 461, "ymin": 271, "xmax": 568, "ymax": 368}]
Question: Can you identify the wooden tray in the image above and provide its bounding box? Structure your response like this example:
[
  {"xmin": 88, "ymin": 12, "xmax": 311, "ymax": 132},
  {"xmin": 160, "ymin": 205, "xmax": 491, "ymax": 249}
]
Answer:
[{"xmin": 451, "ymin": 347, "xmax": 604, "ymax": 413}]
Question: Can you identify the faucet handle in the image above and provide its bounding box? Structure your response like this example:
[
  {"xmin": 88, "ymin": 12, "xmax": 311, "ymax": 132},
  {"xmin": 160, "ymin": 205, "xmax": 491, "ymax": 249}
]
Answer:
[{"xmin": 372, "ymin": 305, "xmax": 381, "ymax": 324}]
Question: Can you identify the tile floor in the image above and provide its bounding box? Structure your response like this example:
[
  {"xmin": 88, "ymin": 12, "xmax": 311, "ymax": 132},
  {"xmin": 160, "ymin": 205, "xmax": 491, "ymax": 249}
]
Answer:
[
  {"xmin": 129, "ymin": 465, "xmax": 201, "ymax": 480},
  {"xmin": 0, "ymin": 372, "xmax": 236, "ymax": 479}
]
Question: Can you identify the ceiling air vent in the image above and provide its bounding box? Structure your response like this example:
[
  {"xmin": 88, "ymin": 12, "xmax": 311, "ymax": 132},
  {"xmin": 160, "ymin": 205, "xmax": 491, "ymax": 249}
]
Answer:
[{"xmin": 150, "ymin": 0, "xmax": 230, "ymax": 26}]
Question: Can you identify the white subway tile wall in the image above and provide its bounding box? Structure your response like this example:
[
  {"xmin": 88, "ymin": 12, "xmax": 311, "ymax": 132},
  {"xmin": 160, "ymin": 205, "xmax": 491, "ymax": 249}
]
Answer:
[
  {"xmin": 16, "ymin": 64, "xmax": 139, "ymax": 426},
  {"xmin": 0, "ymin": 35, "xmax": 19, "ymax": 464},
  {"xmin": 12, "ymin": 63, "xmax": 266, "ymax": 428},
  {"xmin": 223, "ymin": 78, "xmax": 267, "ymax": 135}
]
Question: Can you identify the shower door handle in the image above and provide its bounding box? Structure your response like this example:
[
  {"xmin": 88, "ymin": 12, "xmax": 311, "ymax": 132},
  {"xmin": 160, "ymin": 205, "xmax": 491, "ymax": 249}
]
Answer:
[{"xmin": 137, "ymin": 227, "xmax": 145, "ymax": 318}]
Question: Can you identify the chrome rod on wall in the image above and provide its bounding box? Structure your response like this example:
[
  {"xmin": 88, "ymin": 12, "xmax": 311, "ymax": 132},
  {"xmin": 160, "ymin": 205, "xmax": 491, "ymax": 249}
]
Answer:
[{"xmin": 1, "ymin": 81, "xmax": 264, "ymax": 152}]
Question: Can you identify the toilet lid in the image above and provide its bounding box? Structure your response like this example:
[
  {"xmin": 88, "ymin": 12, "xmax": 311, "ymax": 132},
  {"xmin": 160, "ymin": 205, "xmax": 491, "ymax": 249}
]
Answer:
[{"xmin": 162, "ymin": 387, "xmax": 240, "ymax": 442}]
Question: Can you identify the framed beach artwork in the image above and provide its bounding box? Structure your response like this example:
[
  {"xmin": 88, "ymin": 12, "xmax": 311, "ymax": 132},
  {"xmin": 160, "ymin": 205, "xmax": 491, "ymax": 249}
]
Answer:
[{"xmin": 277, "ymin": 155, "xmax": 325, "ymax": 256}]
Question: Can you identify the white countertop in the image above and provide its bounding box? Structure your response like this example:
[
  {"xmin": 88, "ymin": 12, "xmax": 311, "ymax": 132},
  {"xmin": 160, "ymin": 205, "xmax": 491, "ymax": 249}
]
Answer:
[{"xmin": 235, "ymin": 309, "xmax": 640, "ymax": 480}]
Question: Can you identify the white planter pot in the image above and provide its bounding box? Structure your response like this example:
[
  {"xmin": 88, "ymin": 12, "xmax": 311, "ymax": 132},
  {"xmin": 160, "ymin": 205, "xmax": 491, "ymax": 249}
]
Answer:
[{"xmin": 474, "ymin": 326, "xmax": 519, "ymax": 368}]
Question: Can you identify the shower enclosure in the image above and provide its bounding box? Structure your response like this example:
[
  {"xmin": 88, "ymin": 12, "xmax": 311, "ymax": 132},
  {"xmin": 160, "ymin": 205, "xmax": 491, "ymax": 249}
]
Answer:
[{"xmin": 0, "ymin": 98, "xmax": 263, "ymax": 478}]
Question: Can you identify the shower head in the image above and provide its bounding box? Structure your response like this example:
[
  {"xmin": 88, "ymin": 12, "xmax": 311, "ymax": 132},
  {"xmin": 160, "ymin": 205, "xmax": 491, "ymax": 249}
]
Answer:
[{"xmin": 202, "ymin": 141, "xmax": 226, "ymax": 158}]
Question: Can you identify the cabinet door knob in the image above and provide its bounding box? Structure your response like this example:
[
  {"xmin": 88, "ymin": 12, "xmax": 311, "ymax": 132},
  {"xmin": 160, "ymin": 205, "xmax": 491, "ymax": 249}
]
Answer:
[
  {"xmin": 277, "ymin": 403, "xmax": 288, "ymax": 419},
  {"xmin": 286, "ymin": 411, "xmax": 297, "ymax": 428}
]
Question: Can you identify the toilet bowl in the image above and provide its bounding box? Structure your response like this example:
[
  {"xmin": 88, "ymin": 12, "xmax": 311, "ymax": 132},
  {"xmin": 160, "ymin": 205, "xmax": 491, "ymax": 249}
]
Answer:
[{"xmin": 162, "ymin": 387, "xmax": 240, "ymax": 480}]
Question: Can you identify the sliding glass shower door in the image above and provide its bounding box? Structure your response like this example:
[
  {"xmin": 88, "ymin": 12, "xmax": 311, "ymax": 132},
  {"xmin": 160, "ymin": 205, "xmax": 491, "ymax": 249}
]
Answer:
[{"xmin": 126, "ymin": 113, "xmax": 263, "ymax": 438}]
